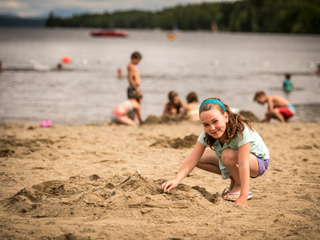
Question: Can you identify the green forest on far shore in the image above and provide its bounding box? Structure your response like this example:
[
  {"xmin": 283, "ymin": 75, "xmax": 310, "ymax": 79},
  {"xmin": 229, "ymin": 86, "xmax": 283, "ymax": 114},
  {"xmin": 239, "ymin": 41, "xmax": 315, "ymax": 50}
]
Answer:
[{"xmin": 46, "ymin": 0, "xmax": 320, "ymax": 34}]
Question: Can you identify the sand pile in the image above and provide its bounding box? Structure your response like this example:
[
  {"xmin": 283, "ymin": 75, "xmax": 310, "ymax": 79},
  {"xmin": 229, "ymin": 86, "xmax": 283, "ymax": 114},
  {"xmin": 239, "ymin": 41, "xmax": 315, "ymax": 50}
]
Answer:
[
  {"xmin": 150, "ymin": 133, "xmax": 198, "ymax": 149},
  {"xmin": 239, "ymin": 110, "xmax": 260, "ymax": 122},
  {"xmin": 3, "ymin": 171, "xmax": 220, "ymax": 220},
  {"xmin": 143, "ymin": 115, "xmax": 181, "ymax": 124}
]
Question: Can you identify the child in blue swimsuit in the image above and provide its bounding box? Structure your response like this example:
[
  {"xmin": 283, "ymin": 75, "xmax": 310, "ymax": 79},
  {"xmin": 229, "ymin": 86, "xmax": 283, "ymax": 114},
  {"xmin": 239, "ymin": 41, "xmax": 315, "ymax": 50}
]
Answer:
[
  {"xmin": 162, "ymin": 98, "xmax": 270, "ymax": 207},
  {"xmin": 283, "ymin": 73, "xmax": 293, "ymax": 93}
]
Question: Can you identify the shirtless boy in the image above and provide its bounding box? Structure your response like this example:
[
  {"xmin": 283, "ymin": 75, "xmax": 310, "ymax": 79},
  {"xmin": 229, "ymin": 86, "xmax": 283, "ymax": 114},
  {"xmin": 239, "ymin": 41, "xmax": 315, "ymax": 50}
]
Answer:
[
  {"xmin": 127, "ymin": 51, "xmax": 142, "ymax": 98},
  {"xmin": 254, "ymin": 91, "xmax": 296, "ymax": 122}
]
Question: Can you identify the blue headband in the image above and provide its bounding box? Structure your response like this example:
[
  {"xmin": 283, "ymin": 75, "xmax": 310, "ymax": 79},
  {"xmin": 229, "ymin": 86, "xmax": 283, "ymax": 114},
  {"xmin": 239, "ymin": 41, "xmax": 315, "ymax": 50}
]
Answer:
[{"xmin": 199, "ymin": 99, "xmax": 226, "ymax": 112}]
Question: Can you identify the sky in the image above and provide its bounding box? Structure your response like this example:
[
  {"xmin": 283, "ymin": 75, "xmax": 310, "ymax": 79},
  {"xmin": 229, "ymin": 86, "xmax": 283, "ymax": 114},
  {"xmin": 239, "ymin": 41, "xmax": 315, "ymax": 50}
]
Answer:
[{"xmin": 0, "ymin": 0, "xmax": 235, "ymax": 18}]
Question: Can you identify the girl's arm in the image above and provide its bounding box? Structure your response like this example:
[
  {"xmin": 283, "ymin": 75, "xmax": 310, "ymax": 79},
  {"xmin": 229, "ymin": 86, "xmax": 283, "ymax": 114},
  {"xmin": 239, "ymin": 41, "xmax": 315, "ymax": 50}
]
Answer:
[
  {"xmin": 179, "ymin": 99, "xmax": 187, "ymax": 110},
  {"xmin": 178, "ymin": 105, "xmax": 188, "ymax": 120},
  {"xmin": 162, "ymin": 103, "xmax": 169, "ymax": 116},
  {"xmin": 236, "ymin": 142, "xmax": 251, "ymax": 206},
  {"xmin": 267, "ymin": 96, "xmax": 274, "ymax": 112},
  {"xmin": 161, "ymin": 141, "xmax": 206, "ymax": 192},
  {"xmin": 136, "ymin": 106, "xmax": 143, "ymax": 123},
  {"xmin": 131, "ymin": 101, "xmax": 143, "ymax": 123}
]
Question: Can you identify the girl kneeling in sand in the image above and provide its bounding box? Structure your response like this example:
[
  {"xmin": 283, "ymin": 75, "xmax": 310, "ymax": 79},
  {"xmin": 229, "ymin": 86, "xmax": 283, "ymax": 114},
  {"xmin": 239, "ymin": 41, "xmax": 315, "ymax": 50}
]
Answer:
[
  {"xmin": 161, "ymin": 98, "xmax": 270, "ymax": 207},
  {"xmin": 110, "ymin": 92, "xmax": 143, "ymax": 126}
]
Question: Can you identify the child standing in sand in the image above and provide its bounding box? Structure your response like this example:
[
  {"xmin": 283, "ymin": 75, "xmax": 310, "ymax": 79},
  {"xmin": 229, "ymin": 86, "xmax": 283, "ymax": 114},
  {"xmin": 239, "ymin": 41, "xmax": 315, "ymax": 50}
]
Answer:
[
  {"xmin": 162, "ymin": 91, "xmax": 187, "ymax": 116},
  {"xmin": 161, "ymin": 98, "xmax": 270, "ymax": 207},
  {"xmin": 127, "ymin": 51, "xmax": 142, "ymax": 98},
  {"xmin": 253, "ymin": 91, "xmax": 295, "ymax": 123},
  {"xmin": 110, "ymin": 92, "xmax": 144, "ymax": 126}
]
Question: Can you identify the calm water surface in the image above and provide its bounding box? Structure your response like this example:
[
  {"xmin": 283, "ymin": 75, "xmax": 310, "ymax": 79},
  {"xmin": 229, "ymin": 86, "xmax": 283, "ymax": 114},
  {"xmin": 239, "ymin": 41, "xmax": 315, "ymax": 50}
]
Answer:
[{"xmin": 0, "ymin": 28, "xmax": 319, "ymax": 124}]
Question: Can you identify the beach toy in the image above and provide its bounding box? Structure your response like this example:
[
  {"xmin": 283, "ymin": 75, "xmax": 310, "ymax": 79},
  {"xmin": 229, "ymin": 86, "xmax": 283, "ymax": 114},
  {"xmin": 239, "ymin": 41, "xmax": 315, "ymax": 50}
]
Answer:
[
  {"xmin": 62, "ymin": 56, "xmax": 71, "ymax": 64},
  {"xmin": 40, "ymin": 120, "xmax": 52, "ymax": 127}
]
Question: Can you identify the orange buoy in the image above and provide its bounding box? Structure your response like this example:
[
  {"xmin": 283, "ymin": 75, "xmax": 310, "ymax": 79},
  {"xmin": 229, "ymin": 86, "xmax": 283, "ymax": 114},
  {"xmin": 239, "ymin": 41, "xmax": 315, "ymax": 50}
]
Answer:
[
  {"xmin": 62, "ymin": 56, "xmax": 71, "ymax": 64},
  {"xmin": 167, "ymin": 33, "xmax": 176, "ymax": 41}
]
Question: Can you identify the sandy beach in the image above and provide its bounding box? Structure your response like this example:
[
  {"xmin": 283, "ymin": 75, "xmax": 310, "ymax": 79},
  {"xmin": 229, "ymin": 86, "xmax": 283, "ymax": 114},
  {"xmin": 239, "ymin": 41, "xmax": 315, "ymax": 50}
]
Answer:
[{"xmin": 0, "ymin": 120, "xmax": 319, "ymax": 239}]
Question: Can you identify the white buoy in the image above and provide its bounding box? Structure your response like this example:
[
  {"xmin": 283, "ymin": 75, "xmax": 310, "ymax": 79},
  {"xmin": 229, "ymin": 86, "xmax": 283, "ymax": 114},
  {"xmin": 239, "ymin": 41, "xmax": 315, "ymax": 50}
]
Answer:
[
  {"xmin": 82, "ymin": 59, "xmax": 89, "ymax": 65},
  {"xmin": 97, "ymin": 59, "xmax": 104, "ymax": 64},
  {"xmin": 263, "ymin": 61, "xmax": 270, "ymax": 67}
]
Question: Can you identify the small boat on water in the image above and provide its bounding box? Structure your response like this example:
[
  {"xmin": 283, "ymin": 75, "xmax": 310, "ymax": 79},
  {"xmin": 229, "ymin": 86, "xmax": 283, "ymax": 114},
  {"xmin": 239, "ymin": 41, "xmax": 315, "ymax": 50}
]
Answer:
[{"xmin": 90, "ymin": 30, "xmax": 128, "ymax": 37}]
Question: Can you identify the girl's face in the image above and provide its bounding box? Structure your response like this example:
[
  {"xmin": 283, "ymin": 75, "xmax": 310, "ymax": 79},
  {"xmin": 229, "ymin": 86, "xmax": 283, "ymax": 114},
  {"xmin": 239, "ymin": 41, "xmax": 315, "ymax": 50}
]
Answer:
[
  {"xmin": 172, "ymin": 96, "xmax": 179, "ymax": 104},
  {"xmin": 200, "ymin": 109, "xmax": 228, "ymax": 141}
]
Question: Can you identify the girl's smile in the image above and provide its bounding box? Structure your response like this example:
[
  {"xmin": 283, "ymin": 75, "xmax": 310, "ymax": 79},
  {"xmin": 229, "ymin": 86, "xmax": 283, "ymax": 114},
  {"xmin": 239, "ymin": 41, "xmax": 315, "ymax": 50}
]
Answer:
[{"xmin": 200, "ymin": 109, "xmax": 228, "ymax": 141}]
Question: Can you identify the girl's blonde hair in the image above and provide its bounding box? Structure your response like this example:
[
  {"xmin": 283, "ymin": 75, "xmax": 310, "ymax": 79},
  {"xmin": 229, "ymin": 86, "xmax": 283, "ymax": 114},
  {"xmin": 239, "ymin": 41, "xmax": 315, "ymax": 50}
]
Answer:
[
  {"xmin": 199, "ymin": 97, "xmax": 253, "ymax": 148},
  {"xmin": 131, "ymin": 91, "xmax": 143, "ymax": 103}
]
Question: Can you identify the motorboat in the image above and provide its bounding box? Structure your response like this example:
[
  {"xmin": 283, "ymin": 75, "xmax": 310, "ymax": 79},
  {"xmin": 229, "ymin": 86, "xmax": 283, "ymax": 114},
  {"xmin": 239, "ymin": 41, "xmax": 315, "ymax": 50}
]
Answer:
[{"xmin": 90, "ymin": 30, "xmax": 128, "ymax": 37}]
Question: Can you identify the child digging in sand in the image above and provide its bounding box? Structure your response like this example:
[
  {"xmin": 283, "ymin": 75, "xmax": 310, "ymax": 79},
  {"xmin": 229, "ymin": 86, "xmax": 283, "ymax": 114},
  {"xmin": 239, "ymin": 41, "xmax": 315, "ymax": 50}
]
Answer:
[
  {"xmin": 253, "ymin": 91, "xmax": 296, "ymax": 123},
  {"xmin": 161, "ymin": 98, "xmax": 270, "ymax": 207},
  {"xmin": 110, "ymin": 92, "xmax": 144, "ymax": 126},
  {"xmin": 162, "ymin": 91, "xmax": 186, "ymax": 116}
]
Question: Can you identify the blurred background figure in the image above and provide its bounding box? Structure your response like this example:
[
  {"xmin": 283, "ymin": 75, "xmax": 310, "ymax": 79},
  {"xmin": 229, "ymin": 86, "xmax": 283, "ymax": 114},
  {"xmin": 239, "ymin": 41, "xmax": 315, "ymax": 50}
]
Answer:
[
  {"xmin": 56, "ymin": 63, "xmax": 63, "ymax": 70},
  {"xmin": 254, "ymin": 91, "xmax": 295, "ymax": 123},
  {"xmin": 179, "ymin": 91, "xmax": 200, "ymax": 121},
  {"xmin": 316, "ymin": 64, "xmax": 320, "ymax": 75},
  {"xmin": 282, "ymin": 73, "xmax": 293, "ymax": 93},
  {"xmin": 117, "ymin": 68, "xmax": 123, "ymax": 79},
  {"xmin": 109, "ymin": 92, "xmax": 144, "ymax": 126},
  {"xmin": 127, "ymin": 51, "xmax": 142, "ymax": 98},
  {"xmin": 162, "ymin": 91, "xmax": 186, "ymax": 116}
]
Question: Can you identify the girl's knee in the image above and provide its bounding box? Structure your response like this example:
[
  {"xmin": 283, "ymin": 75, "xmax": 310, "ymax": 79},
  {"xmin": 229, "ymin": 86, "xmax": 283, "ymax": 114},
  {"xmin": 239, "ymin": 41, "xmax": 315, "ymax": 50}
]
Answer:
[{"xmin": 221, "ymin": 149, "xmax": 237, "ymax": 166}]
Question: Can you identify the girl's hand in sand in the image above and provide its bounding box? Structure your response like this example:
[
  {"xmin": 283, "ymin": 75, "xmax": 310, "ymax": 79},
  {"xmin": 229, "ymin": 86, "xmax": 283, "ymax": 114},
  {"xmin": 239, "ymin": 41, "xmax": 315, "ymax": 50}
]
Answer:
[
  {"xmin": 235, "ymin": 196, "xmax": 248, "ymax": 208},
  {"xmin": 161, "ymin": 179, "xmax": 179, "ymax": 193}
]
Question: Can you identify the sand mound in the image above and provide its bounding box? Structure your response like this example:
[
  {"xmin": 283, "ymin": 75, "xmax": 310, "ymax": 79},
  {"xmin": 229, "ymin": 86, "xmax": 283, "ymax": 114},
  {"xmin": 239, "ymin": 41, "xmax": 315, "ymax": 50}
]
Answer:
[
  {"xmin": 0, "ymin": 138, "xmax": 57, "ymax": 158},
  {"xmin": 2, "ymin": 172, "xmax": 219, "ymax": 219},
  {"xmin": 239, "ymin": 110, "xmax": 260, "ymax": 122},
  {"xmin": 150, "ymin": 134, "xmax": 198, "ymax": 149},
  {"xmin": 0, "ymin": 138, "xmax": 55, "ymax": 148},
  {"xmin": 143, "ymin": 115, "xmax": 181, "ymax": 124}
]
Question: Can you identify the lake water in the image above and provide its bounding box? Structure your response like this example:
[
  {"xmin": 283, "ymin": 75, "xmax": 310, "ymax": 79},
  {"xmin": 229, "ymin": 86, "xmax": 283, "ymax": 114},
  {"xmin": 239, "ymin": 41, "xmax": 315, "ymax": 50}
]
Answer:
[{"xmin": 0, "ymin": 28, "xmax": 319, "ymax": 125}]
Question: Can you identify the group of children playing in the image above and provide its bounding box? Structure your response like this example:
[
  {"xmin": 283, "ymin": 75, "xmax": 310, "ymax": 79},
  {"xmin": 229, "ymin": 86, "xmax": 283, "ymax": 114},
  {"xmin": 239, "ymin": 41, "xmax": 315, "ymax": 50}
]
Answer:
[
  {"xmin": 109, "ymin": 51, "xmax": 297, "ymax": 207},
  {"xmin": 109, "ymin": 51, "xmax": 203, "ymax": 126}
]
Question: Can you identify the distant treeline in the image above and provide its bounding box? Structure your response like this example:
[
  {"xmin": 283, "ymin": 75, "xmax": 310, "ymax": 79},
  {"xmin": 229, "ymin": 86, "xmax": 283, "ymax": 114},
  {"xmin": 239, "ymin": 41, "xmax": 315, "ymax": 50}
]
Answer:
[
  {"xmin": 46, "ymin": 0, "xmax": 320, "ymax": 34},
  {"xmin": 0, "ymin": 16, "xmax": 45, "ymax": 27}
]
